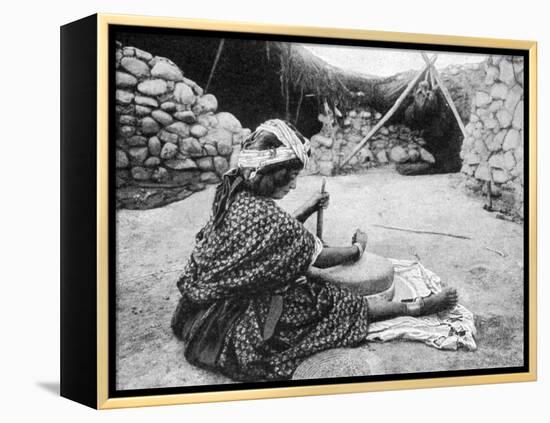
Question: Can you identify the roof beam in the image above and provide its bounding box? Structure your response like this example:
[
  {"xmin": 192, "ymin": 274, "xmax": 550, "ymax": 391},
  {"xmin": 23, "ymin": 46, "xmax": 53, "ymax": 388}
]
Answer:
[
  {"xmin": 204, "ymin": 39, "xmax": 225, "ymax": 94},
  {"xmin": 421, "ymin": 52, "xmax": 467, "ymax": 138}
]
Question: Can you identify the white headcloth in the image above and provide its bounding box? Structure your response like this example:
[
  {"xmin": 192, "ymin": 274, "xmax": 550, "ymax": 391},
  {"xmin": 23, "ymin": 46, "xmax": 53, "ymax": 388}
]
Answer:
[{"xmin": 237, "ymin": 119, "xmax": 310, "ymax": 178}]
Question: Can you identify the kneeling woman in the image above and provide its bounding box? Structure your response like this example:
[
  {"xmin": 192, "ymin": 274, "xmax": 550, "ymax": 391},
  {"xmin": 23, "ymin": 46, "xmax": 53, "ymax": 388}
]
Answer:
[{"xmin": 171, "ymin": 119, "xmax": 457, "ymax": 381}]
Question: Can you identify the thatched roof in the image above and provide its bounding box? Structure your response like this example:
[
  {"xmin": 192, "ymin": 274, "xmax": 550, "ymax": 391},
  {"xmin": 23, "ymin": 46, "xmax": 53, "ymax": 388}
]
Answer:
[
  {"xmin": 115, "ymin": 31, "xmax": 386, "ymax": 135},
  {"xmin": 266, "ymin": 42, "xmax": 380, "ymax": 107}
]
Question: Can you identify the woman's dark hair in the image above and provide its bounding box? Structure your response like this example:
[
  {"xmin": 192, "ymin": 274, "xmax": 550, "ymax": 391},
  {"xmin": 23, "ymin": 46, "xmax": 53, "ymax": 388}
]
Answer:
[{"xmin": 242, "ymin": 130, "xmax": 304, "ymax": 197}]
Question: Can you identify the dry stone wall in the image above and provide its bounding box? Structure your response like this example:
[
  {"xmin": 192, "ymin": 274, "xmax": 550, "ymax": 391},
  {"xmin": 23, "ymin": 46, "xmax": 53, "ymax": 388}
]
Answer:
[
  {"xmin": 115, "ymin": 42, "xmax": 250, "ymax": 203},
  {"xmin": 308, "ymin": 107, "xmax": 434, "ymax": 176},
  {"xmin": 460, "ymin": 55, "xmax": 524, "ymax": 218},
  {"xmin": 307, "ymin": 63, "xmax": 484, "ymax": 177}
]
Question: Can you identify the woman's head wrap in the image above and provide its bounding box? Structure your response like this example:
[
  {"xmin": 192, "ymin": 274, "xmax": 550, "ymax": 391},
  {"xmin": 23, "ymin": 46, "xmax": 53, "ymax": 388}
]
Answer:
[
  {"xmin": 211, "ymin": 119, "xmax": 310, "ymax": 228},
  {"xmin": 238, "ymin": 119, "xmax": 310, "ymax": 178}
]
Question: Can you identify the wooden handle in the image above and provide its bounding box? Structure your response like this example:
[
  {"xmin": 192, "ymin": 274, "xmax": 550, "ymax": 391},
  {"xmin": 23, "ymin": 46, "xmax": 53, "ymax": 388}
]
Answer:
[{"xmin": 316, "ymin": 178, "xmax": 326, "ymax": 239}]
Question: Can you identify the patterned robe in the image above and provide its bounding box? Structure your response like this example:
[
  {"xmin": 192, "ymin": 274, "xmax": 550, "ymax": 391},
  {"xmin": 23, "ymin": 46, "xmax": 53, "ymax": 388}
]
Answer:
[{"xmin": 171, "ymin": 190, "xmax": 370, "ymax": 381}]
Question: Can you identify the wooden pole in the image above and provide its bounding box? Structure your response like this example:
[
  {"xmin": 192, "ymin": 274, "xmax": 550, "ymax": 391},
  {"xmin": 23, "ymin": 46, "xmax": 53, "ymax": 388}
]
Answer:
[
  {"xmin": 294, "ymin": 84, "xmax": 304, "ymax": 125},
  {"xmin": 339, "ymin": 55, "xmax": 437, "ymax": 167},
  {"xmin": 421, "ymin": 53, "xmax": 467, "ymax": 138},
  {"xmin": 316, "ymin": 178, "xmax": 327, "ymax": 239},
  {"xmin": 204, "ymin": 39, "xmax": 225, "ymax": 94},
  {"xmin": 285, "ymin": 45, "xmax": 292, "ymax": 121},
  {"xmin": 429, "ymin": 66, "xmax": 436, "ymax": 89}
]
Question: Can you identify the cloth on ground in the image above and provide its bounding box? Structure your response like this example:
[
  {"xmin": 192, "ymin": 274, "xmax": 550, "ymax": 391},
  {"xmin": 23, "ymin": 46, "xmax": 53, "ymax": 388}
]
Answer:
[{"xmin": 366, "ymin": 259, "xmax": 477, "ymax": 351}]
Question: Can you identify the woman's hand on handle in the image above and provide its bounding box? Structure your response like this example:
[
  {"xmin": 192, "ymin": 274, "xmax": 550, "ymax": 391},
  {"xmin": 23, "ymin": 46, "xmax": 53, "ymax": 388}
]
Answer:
[
  {"xmin": 306, "ymin": 191, "xmax": 330, "ymax": 214},
  {"xmin": 294, "ymin": 191, "xmax": 330, "ymax": 223}
]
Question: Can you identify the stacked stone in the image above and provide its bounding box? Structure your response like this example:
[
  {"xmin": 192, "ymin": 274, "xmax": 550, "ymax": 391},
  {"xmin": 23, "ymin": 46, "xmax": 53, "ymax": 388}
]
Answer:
[
  {"xmin": 115, "ymin": 43, "xmax": 250, "ymax": 189},
  {"xmin": 309, "ymin": 107, "xmax": 434, "ymax": 176},
  {"xmin": 438, "ymin": 62, "xmax": 486, "ymax": 123},
  {"xmin": 460, "ymin": 55, "xmax": 524, "ymax": 218}
]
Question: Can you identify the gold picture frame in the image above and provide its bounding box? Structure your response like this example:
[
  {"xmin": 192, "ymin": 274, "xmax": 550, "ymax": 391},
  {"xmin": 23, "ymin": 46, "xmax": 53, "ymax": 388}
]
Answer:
[{"xmin": 60, "ymin": 13, "xmax": 537, "ymax": 409}]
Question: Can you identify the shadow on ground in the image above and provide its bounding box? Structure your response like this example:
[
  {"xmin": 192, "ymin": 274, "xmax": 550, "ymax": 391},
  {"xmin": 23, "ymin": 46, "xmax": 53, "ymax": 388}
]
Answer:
[{"xmin": 36, "ymin": 382, "xmax": 60, "ymax": 396}]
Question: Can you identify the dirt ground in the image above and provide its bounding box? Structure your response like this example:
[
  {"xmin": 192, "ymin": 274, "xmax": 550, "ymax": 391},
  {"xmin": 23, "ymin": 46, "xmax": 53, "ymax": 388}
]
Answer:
[{"xmin": 116, "ymin": 168, "xmax": 525, "ymax": 390}]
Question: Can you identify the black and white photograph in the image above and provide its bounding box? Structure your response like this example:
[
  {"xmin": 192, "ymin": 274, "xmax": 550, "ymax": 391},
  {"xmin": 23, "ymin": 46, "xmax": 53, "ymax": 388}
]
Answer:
[{"xmin": 111, "ymin": 26, "xmax": 529, "ymax": 394}]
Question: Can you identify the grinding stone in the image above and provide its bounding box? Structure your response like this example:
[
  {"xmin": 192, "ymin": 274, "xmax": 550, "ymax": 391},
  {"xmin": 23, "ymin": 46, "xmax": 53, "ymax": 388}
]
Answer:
[{"xmin": 319, "ymin": 252, "xmax": 395, "ymax": 297}]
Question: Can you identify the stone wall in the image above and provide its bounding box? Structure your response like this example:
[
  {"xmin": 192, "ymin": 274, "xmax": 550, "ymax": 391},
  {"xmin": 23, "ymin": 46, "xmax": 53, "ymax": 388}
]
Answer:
[
  {"xmin": 306, "ymin": 63, "xmax": 484, "ymax": 177},
  {"xmin": 460, "ymin": 55, "xmax": 524, "ymax": 218},
  {"xmin": 308, "ymin": 107, "xmax": 435, "ymax": 176},
  {"xmin": 115, "ymin": 42, "xmax": 250, "ymax": 206}
]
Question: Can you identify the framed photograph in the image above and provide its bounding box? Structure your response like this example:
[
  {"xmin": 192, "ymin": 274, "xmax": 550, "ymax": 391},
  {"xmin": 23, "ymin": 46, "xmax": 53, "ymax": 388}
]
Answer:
[{"xmin": 60, "ymin": 13, "xmax": 537, "ymax": 409}]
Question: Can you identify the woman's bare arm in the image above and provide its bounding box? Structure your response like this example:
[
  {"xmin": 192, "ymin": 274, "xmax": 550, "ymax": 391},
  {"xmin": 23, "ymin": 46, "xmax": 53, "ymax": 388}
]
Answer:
[
  {"xmin": 312, "ymin": 246, "xmax": 359, "ymax": 268},
  {"xmin": 293, "ymin": 192, "xmax": 330, "ymax": 223},
  {"xmin": 311, "ymin": 229, "xmax": 368, "ymax": 268},
  {"xmin": 293, "ymin": 203, "xmax": 313, "ymax": 224}
]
